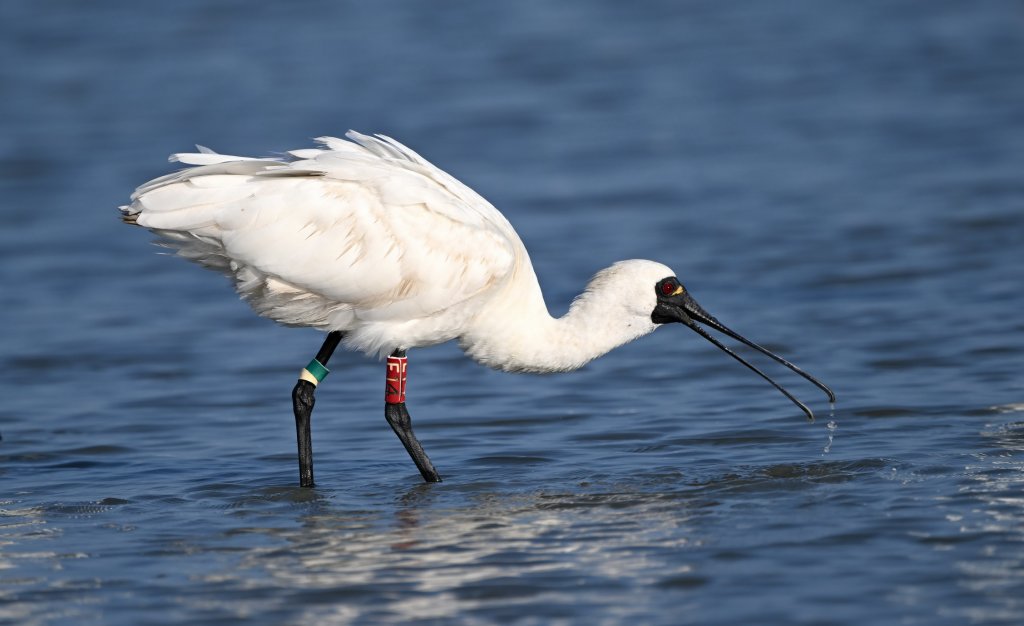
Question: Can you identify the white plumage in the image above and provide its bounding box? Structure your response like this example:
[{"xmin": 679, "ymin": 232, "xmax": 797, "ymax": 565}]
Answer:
[
  {"xmin": 123, "ymin": 131, "xmax": 672, "ymax": 373},
  {"xmin": 124, "ymin": 130, "xmax": 833, "ymax": 489}
]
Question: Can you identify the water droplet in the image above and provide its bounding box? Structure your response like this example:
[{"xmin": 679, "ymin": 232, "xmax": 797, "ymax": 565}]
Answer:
[{"xmin": 822, "ymin": 404, "xmax": 837, "ymax": 455}]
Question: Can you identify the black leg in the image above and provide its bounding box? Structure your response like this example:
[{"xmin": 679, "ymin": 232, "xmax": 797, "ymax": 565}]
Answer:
[
  {"xmin": 291, "ymin": 331, "xmax": 343, "ymax": 488},
  {"xmin": 384, "ymin": 350, "xmax": 442, "ymax": 483}
]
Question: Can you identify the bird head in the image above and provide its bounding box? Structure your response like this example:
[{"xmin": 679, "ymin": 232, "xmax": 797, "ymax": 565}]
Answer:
[{"xmin": 643, "ymin": 265, "xmax": 835, "ymax": 420}]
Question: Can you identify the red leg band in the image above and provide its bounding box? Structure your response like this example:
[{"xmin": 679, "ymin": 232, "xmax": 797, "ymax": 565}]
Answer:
[{"xmin": 385, "ymin": 356, "xmax": 407, "ymax": 404}]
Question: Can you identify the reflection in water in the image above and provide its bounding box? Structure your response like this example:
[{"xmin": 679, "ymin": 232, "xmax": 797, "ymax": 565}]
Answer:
[
  {"xmin": 3, "ymin": 448, "xmax": 1023, "ymax": 623},
  {"xmin": 243, "ymin": 485, "xmax": 701, "ymax": 622},
  {"xmin": 946, "ymin": 416, "xmax": 1024, "ymax": 622},
  {"xmin": 0, "ymin": 504, "xmax": 60, "ymax": 626}
]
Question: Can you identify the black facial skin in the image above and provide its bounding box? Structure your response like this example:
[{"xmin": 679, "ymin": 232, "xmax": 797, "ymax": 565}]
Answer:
[{"xmin": 651, "ymin": 276, "xmax": 835, "ymax": 420}]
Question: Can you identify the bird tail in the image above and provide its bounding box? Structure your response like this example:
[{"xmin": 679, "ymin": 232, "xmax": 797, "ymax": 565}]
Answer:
[
  {"xmin": 119, "ymin": 206, "xmax": 140, "ymax": 224},
  {"xmin": 120, "ymin": 146, "xmax": 285, "ymax": 275}
]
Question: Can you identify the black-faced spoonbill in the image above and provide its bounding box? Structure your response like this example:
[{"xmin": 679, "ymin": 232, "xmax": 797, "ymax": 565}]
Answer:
[{"xmin": 122, "ymin": 131, "xmax": 835, "ymax": 487}]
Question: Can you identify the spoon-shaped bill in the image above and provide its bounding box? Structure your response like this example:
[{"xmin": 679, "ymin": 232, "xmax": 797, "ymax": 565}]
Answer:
[
  {"xmin": 680, "ymin": 293, "xmax": 836, "ymax": 404},
  {"xmin": 685, "ymin": 320, "xmax": 817, "ymax": 421},
  {"xmin": 654, "ymin": 290, "xmax": 835, "ymax": 420}
]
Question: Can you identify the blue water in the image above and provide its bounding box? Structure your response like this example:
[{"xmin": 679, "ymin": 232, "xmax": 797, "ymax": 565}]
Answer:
[{"xmin": 2, "ymin": 1, "xmax": 1024, "ymax": 624}]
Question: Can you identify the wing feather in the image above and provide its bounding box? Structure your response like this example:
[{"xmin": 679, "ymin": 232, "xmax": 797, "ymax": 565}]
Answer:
[{"xmin": 124, "ymin": 133, "xmax": 519, "ymax": 341}]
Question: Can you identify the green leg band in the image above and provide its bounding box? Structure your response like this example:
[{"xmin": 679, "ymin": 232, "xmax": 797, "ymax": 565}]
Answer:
[{"xmin": 303, "ymin": 358, "xmax": 330, "ymax": 384}]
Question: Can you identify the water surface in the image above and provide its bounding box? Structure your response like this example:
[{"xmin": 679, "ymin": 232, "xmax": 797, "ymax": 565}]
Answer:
[{"xmin": 2, "ymin": 1, "xmax": 1023, "ymax": 624}]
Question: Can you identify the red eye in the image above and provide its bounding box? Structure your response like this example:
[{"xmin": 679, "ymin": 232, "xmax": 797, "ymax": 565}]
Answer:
[{"xmin": 660, "ymin": 281, "xmax": 676, "ymax": 296}]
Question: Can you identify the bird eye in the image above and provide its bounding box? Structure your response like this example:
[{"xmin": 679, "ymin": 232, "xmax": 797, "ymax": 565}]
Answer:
[{"xmin": 659, "ymin": 280, "xmax": 677, "ymax": 296}]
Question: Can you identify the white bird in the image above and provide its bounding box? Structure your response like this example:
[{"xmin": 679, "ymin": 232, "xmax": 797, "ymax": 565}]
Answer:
[{"xmin": 122, "ymin": 131, "xmax": 834, "ymax": 486}]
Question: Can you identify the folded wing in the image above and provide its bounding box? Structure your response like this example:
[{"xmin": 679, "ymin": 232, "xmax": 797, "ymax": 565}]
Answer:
[{"xmin": 124, "ymin": 133, "xmax": 518, "ymax": 335}]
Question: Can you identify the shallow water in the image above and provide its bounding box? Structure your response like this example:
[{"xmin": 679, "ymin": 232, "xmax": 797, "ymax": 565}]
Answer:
[{"xmin": 2, "ymin": 1, "xmax": 1024, "ymax": 624}]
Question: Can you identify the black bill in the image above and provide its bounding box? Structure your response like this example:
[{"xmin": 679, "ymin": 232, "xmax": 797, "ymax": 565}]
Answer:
[{"xmin": 653, "ymin": 287, "xmax": 835, "ymax": 421}]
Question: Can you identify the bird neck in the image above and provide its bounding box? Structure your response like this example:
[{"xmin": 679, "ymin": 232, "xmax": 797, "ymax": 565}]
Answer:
[{"xmin": 461, "ymin": 264, "xmax": 657, "ymax": 373}]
